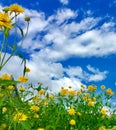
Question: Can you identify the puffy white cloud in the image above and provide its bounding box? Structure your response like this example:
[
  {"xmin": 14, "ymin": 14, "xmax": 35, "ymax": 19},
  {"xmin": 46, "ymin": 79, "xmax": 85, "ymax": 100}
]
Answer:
[
  {"xmin": 59, "ymin": 0, "xmax": 69, "ymax": 5},
  {"xmin": 65, "ymin": 65, "xmax": 108, "ymax": 82}
]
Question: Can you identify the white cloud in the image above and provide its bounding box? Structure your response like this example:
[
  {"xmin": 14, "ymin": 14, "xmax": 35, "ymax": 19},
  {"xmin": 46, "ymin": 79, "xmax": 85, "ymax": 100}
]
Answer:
[
  {"xmin": 65, "ymin": 65, "xmax": 108, "ymax": 82},
  {"xmin": 59, "ymin": 0, "xmax": 69, "ymax": 5}
]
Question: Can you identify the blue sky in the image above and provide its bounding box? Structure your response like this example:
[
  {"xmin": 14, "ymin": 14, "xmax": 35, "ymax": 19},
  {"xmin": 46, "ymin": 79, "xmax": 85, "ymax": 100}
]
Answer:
[{"xmin": 0, "ymin": 0, "xmax": 116, "ymax": 101}]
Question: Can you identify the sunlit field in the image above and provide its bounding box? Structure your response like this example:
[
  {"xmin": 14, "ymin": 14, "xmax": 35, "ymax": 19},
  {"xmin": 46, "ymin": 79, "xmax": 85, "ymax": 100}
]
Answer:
[{"xmin": 0, "ymin": 4, "xmax": 116, "ymax": 130}]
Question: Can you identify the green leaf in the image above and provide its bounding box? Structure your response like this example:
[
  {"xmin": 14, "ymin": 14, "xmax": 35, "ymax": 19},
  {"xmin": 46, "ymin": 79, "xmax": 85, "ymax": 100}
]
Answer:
[{"xmin": 0, "ymin": 79, "xmax": 19, "ymax": 86}]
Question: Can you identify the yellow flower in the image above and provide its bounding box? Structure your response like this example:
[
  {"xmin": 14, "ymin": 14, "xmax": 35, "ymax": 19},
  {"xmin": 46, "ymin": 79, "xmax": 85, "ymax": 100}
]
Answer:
[
  {"xmin": 13, "ymin": 112, "xmax": 27, "ymax": 121},
  {"xmin": 38, "ymin": 89, "xmax": 45, "ymax": 95},
  {"xmin": 100, "ymin": 85, "xmax": 106, "ymax": 90},
  {"xmin": 77, "ymin": 112, "xmax": 81, "ymax": 117},
  {"xmin": 18, "ymin": 76, "xmax": 28, "ymax": 83},
  {"xmin": 1, "ymin": 73, "xmax": 11, "ymax": 80},
  {"xmin": 88, "ymin": 101, "xmax": 94, "ymax": 107},
  {"xmin": 2, "ymin": 107, "xmax": 7, "ymax": 113},
  {"xmin": 49, "ymin": 95, "xmax": 54, "ymax": 100},
  {"xmin": 19, "ymin": 87, "xmax": 26, "ymax": 92},
  {"xmin": 8, "ymin": 85, "xmax": 15, "ymax": 90},
  {"xmin": 0, "ymin": 12, "xmax": 13, "ymax": 29},
  {"xmin": 87, "ymin": 85, "xmax": 96, "ymax": 91},
  {"xmin": 105, "ymin": 88, "xmax": 114, "ymax": 96},
  {"xmin": 69, "ymin": 119, "xmax": 76, "ymax": 126},
  {"xmin": 68, "ymin": 108, "xmax": 76, "ymax": 115},
  {"xmin": 25, "ymin": 67, "xmax": 31, "ymax": 72},
  {"xmin": 34, "ymin": 113, "xmax": 39, "ymax": 118},
  {"xmin": 77, "ymin": 91, "xmax": 82, "ymax": 95},
  {"xmin": 9, "ymin": 4, "xmax": 24, "ymax": 14},
  {"xmin": 100, "ymin": 109, "xmax": 107, "ymax": 115},
  {"xmin": 98, "ymin": 126, "xmax": 106, "ymax": 130},
  {"xmin": 37, "ymin": 128, "xmax": 44, "ymax": 130},
  {"xmin": 60, "ymin": 88, "xmax": 68, "ymax": 96},
  {"xmin": 30, "ymin": 105, "xmax": 40, "ymax": 112},
  {"xmin": 69, "ymin": 90, "xmax": 75, "ymax": 96}
]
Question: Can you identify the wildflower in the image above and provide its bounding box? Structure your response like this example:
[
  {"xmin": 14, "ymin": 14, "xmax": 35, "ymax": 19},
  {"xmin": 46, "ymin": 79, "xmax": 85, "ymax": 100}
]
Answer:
[
  {"xmin": 49, "ymin": 95, "xmax": 54, "ymax": 100},
  {"xmin": 9, "ymin": 4, "xmax": 24, "ymax": 14},
  {"xmin": 88, "ymin": 101, "xmax": 94, "ymax": 107},
  {"xmin": 69, "ymin": 119, "xmax": 76, "ymax": 126},
  {"xmin": 0, "ymin": 12, "xmax": 13, "ymax": 29},
  {"xmin": 2, "ymin": 107, "xmax": 7, "ymax": 113},
  {"xmin": 37, "ymin": 128, "xmax": 44, "ymax": 130},
  {"xmin": 60, "ymin": 88, "xmax": 68, "ymax": 96},
  {"xmin": 13, "ymin": 112, "xmax": 27, "ymax": 121},
  {"xmin": 30, "ymin": 105, "xmax": 40, "ymax": 112},
  {"xmin": 77, "ymin": 91, "xmax": 82, "ymax": 95},
  {"xmin": 24, "ymin": 16, "xmax": 30, "ymax": 22},
  {"xmin": 25, "ymin": 67, "xmax": 30, "ymax": 72},
  {"xmin": 98, "ymin": 126, "xmax": 106, "ymax": 130},
  {"xmin": 69, "ymin": 90, "xmax": 75, "ymax": 96},
  {"xmin": 8, "ymin": 85, "xmax": 15, "ymax": 90},
  {"xmin": 68, "ymin": 108, "xmax": 76, "ymax": 115},
  {"xmin": 38, "ymin": 89, "xmax": 45, "ymax": 95},
  {"xmin": 100, "ymin": 109, "xmax": 107, "ymax": 115},
  {"xmin": 19, "ymin": 87, "xmax": 26, "ymax": 92},
  {"xmin": 105, "ymin": 88, "xmax": 114, "ymax": 96},
  {"xmin": 87, "ymin": 85, "xmax": 96, "ymax": 91},
  {"xmin": 100, "ymin": 85, "xmax": 106, "ymax": 90},
  {"xmin": 18, "ymin": 76, "xmax": 28, "ymax": 83},
  {"xmin": 34, "ymin": 113, "xmax": 39, "ymax": 118},
  {"xmin": 1, "ymin": 73, "xmax": 11, "ymax": 80},
  {"xmin": 77, "ymin": 112, "xmax": 81, "ymax": 117}
]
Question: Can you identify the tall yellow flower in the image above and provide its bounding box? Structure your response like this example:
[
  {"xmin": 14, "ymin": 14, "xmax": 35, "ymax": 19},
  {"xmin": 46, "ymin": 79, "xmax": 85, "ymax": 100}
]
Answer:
[
  {"xmin": 18, "ymin": 76, "xmax": 28, "ymax": 83},
  {"xmin": 105, "ymin": 88, "xmax": 114, "ymax": 96},
  {"xmin": 100, "ymin": 85, "xmax": 106, "ymax": 90},
  {"xmin": 0, "ymin": 12, "xmax": 13, "ymax": 29},
  {"xmin": 13, "ymin": 112, "xmax": 27, "ymax": 121},
  {"xmin": 87, "ymin": 85, "xmax": 96, "ymax": 91},
  {"xmin": 9, "ymin": 4, "xmax": 24, "ymax": 14}
]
